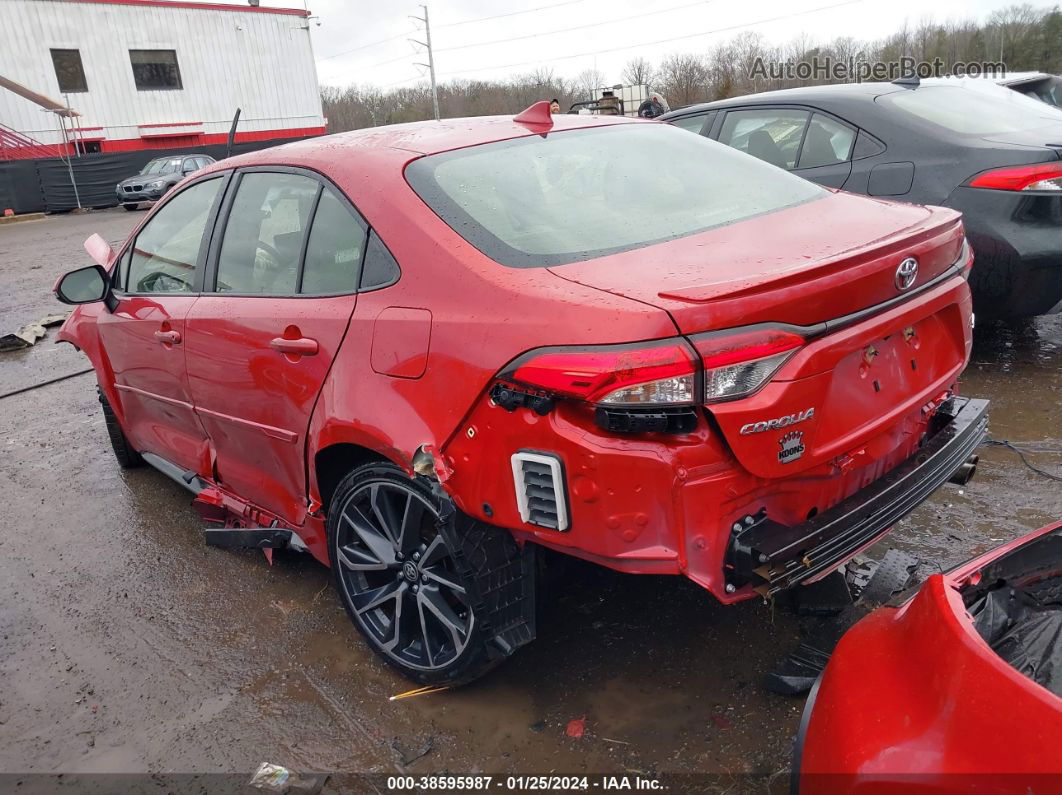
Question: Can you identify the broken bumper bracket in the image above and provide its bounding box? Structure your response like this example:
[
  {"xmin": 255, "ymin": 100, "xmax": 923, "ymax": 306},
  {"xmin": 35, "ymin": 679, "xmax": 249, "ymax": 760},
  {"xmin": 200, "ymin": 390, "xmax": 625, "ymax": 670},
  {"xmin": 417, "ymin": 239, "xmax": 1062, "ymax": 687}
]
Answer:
[
  {"xmin": 204, "ymin": 527, "xmax": 294, "ymax": 549},
  {"xmin": 726, "ymin": 396, "xmax": 990, "ymax": 596}
]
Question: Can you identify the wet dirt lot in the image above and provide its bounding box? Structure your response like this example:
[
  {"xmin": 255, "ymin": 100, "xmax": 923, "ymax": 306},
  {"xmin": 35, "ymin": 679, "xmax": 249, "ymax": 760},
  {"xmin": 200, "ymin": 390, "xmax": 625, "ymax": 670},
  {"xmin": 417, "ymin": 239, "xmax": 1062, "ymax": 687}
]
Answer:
[{"xmin": 1, "ymin": 208, "xmax": 1060, "ymax": 790}]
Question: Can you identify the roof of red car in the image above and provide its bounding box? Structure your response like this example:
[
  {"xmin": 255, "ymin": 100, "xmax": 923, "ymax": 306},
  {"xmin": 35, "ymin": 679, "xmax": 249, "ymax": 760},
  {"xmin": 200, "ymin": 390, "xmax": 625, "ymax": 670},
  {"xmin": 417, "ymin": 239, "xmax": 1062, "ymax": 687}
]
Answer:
[{"xmin": 227, "ymin": 112, "xmax": 642, "ymax": 166}]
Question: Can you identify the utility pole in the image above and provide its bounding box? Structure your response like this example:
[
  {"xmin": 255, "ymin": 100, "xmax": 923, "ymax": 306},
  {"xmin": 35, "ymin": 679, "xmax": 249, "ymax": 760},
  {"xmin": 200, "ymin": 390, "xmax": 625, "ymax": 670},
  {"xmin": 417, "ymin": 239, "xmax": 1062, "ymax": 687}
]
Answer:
[{"xmin": 410, "ymin": 4, "xmax": 440, "ymax": 121}]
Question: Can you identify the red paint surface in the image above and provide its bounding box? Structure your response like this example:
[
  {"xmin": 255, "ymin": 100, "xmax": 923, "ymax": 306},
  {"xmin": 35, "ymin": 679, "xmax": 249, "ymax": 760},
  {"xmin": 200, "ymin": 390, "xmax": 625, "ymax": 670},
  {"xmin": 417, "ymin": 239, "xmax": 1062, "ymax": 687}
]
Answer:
[
  {"xmin": 2, "ymin": 126, "xmax": 326, "ymax": 159},
  {"xmin": 799, "ymin": 522, "xmax": 1062, "ymax": 791},
  {"xmin": 57, "ymin": 115, "xmax": 975, "ymax": 604}
]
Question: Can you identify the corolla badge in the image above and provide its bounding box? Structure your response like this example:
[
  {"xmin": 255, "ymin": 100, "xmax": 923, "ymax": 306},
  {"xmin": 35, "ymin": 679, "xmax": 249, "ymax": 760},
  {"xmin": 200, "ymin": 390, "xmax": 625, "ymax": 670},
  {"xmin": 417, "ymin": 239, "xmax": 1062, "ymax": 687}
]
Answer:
[
  {"xmin": 895, "ymin": 257, "xmax": 919, "ymax": 291},
  {"xmin": 778, "ymin": 431, "xmax": 806, "ymax": 464},
  {"xmin": 739, "ymin": 407, "xmax": 815, "ymax": 435}
]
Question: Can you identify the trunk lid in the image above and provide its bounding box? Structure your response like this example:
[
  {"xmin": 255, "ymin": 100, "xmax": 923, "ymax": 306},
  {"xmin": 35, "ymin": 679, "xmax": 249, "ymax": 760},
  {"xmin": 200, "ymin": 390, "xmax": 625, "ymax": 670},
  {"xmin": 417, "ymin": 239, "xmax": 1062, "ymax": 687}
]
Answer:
[
  {"xmin": 549, "ymin": 192, "xmax": 970, "ymax": 479},
  {"xmin": 548, "ymin": 191, "xmax": 964, "ymax": 334}
]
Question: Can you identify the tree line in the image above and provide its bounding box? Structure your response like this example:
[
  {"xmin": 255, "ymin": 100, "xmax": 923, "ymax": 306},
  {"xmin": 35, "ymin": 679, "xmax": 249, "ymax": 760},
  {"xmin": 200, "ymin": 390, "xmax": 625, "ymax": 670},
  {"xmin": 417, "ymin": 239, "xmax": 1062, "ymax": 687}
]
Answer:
[{"xmin": 321, "ymin": 3, "xmax": 1062, "ymax": 131}]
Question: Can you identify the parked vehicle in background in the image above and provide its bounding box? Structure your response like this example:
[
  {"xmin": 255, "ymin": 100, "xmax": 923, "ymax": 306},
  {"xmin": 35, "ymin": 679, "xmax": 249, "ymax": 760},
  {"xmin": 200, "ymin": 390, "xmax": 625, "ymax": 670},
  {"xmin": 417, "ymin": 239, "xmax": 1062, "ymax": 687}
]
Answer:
[
  {"xmin": 116, "ymin": 154, "xmax": 216, "ymax": 211},
  {"xmin": 661, "ymin": 80, "xmax": 1062, "ymax": 319},
  {"xmin": 54, "ymin": 105, "xmax": 985, "ymax": 685},
  {"xmin": 795, "ymin": 522, "xmax": 1062, "ymax": 793}
]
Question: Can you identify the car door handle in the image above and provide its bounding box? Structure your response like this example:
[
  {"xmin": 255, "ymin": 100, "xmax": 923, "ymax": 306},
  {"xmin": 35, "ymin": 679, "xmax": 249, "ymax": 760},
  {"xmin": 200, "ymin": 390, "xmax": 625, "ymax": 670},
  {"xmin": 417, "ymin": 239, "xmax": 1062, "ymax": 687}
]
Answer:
[
  {"xmin": 153, "ymin": 330, "xmax": 181, "ymax": 345},
  {"xmin": 270, "ymin": 337, "xmax": 318, "ymax": 356}
]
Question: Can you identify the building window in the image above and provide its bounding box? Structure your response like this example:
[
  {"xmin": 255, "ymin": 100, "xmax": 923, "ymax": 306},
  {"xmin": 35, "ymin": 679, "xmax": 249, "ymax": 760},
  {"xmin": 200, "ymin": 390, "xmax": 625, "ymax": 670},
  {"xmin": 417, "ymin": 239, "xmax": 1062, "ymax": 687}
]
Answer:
[
  {"xmin": 51, "ymin": 49, "xmax": 87, "ymax": 93},
  {"xmin": 129, "ymin": 50, "xmax": 183, "ymax": 90}
]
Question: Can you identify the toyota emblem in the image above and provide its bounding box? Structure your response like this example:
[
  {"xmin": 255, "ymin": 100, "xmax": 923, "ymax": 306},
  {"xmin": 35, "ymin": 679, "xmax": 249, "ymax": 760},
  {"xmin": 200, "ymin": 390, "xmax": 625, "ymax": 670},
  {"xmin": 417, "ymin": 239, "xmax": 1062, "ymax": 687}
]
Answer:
[{"xmin": 895, "ymin": 257, "xmax": 918, "ymax": 291}]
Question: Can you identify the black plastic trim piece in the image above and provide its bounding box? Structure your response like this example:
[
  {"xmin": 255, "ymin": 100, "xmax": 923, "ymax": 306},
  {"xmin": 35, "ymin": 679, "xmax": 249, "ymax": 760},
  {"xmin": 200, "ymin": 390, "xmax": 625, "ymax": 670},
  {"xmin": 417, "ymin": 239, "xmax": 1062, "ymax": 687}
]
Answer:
[
  {"xmin": 594, "ymin": 405, "xmax": 698, "ymax": 434},
  {"xmin": 204, "ymin": 527, "xmax": 293, "ymax": 549},
  {"xmin": 140, "ymin": 451, "xmax": 208, "ymax": 494},
  {"xmin": 726, "ymin": 396, "xmax": 989, "ymax": 595}
]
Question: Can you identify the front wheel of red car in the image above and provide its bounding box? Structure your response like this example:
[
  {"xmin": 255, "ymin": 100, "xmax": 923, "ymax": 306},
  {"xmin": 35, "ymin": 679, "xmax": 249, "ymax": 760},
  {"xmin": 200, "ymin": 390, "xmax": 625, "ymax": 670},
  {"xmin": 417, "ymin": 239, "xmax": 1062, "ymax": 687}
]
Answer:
[
  {"xmin": 327, "ymin": 463, "xmax": 532, "ymax": 686},
  {"xmin": 98, "ymin": 389, "xmax": 143, "ymax": 469}
]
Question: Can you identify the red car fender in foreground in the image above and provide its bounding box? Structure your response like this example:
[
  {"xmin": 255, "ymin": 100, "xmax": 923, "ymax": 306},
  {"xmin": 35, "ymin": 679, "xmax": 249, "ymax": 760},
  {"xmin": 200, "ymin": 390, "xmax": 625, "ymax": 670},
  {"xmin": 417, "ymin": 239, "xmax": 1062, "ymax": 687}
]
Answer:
[{"xmin": 796, "ymin": 522, "xmax": 1062, "ymax": 792}]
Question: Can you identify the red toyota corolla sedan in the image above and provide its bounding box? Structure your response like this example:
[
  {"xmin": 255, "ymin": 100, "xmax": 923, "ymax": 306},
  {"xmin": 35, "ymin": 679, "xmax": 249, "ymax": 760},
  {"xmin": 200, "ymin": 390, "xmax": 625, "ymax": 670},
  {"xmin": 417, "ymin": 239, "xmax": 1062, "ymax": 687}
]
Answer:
[{"xmin": 54, "ymin": 104, "xmax": 987, "ymax": 684}]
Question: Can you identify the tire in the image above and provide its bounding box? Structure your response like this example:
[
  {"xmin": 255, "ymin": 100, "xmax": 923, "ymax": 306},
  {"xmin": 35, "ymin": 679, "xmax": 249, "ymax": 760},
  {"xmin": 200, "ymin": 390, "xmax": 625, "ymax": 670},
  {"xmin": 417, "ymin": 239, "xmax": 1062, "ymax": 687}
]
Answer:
[
  {"xmin": 98, "ymin": 389, "xmax": 143, "ymax": 468},
  {"xmin": 122, "ymin": 204, "xmax": 139, "ymax": 212},
  {"xmin": 327, "ymin": 462, "xmax": 535, "ymax": 686}
]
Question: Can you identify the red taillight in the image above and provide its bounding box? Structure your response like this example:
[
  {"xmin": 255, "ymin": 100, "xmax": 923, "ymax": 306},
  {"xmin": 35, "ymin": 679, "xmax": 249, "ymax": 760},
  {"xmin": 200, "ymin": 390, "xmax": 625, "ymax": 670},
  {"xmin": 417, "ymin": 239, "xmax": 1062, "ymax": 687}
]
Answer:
[
  {"xmin": 501, "ymin": 339, "xmax": 698, "ymax": 406},
  {"xmin": 969, "ymin": 163, "xmax": 1062, "ymax": 192},
  {"xmin": 690, "ymin": 327, "xmax": 804, "ymax": 402}
]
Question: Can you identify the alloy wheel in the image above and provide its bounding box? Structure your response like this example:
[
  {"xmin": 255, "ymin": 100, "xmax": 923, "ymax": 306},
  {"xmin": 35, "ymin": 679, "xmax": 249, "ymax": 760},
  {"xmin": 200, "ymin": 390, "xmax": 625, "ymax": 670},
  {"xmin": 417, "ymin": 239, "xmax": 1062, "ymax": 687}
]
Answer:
[{"xmin": 334, "ymin": 479, "xmax": 473, "ymax": 671}]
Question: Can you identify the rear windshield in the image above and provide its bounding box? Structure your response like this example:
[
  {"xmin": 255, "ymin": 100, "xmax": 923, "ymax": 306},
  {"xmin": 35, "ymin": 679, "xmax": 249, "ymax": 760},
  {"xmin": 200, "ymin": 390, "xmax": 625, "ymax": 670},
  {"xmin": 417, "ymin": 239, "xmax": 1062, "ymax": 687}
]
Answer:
[
  {"xmin": 880, "ymin": 85, "xmax": 1062, "ymax": 135},
  {"xmin": 405, "ymin": 124, "xmax": 825, "ymax": 267}
]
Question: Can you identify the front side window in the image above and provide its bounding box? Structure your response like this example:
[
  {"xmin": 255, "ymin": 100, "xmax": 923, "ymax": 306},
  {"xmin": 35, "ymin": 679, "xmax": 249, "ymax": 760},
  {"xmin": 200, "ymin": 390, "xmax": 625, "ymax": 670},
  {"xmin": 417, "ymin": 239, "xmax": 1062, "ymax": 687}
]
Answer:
[
  {"xmin": 215, "ymin": 172, "xmax": 319, "ymax": 294},
  {"xmin": 130, "ymin": 49, "xmax": 182, "ymax": 90},
  {"xmin": 51, "ymin": 49, "xmax": 87, "ymax": 93},
  {"xmin": 718, "ymin": 108, "xmax": 810, "ymax": 170},
  {"xmin": 406, "ymin": 124, "xmax": 824, "ymax": 268},
  {"xmin": 797, "ymin": 113, "xmax": 856, "ymax": 169},
  {"xmin": 300, "ymin": 188, "xmax": 367, "ymax": 294},
  {"xmin": 127, "ymin": 178, "xmax": 221, "ymax": 293}
]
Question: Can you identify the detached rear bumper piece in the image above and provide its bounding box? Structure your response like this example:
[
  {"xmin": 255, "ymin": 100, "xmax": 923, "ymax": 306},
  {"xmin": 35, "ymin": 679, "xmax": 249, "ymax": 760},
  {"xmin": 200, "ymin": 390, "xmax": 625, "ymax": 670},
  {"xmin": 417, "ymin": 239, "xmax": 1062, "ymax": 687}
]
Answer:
[
  {"xmin": 795, "ymin": 523, "xmax": 1062, "ymax": 790},
  {"xmin": 726, "ymin": 396, "xmax": 989, "ymax": 595}
]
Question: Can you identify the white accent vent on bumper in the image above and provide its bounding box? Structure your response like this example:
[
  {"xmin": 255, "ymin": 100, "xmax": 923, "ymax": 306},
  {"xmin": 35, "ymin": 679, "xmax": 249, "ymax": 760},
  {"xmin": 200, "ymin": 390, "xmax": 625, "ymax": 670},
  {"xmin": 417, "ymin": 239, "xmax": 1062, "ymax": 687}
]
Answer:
[{"xmin": 510, "ymin": 452, "xmax": 569, "ymax": 531}]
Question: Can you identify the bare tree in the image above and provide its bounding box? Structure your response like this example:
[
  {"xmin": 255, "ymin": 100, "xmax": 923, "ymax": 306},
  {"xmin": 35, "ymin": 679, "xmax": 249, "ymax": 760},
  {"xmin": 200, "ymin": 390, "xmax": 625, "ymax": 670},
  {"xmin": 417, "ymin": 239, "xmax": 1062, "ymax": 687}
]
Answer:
[
  {"xmin": 622, "ymin": 57, "xmax": 655, "ymax": 87},
  {"xmin": 575, "ymin": 67, "xmax": 605, "ymax": 101},
  {"xmin": 657, "ymin": 53, "xmax": 709, "ymax": 107},
  {"xmin": 319, "ymin": 5, "xmax": 1062, "ymax": 132}
]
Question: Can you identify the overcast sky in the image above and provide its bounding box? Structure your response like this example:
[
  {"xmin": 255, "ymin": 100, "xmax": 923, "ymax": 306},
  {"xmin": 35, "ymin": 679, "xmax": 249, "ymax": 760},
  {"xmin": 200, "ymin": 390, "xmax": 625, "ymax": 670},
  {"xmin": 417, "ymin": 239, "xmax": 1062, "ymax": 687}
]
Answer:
[{"xmin": 230, "ymin": 0, "xmax": 1057, "ymax": 88}]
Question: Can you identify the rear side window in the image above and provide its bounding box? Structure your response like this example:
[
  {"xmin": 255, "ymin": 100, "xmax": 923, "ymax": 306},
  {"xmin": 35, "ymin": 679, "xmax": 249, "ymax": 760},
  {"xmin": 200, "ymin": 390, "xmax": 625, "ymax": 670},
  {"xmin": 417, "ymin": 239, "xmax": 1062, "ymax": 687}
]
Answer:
[
  {"xmin": 127, "ymin": 177, "xmax": 221, "ymax": 293},
  {"xmin": 406, "ymin": 124, "xmax": 824, "ymax": 268},
  {"xmin": 300, "ymin": 188, "xmax": 367, "ymax": 294},
  {"xmin": 669, "ymin": 112, "xmax": 712, "ymax": 135},
  {"xmin": 718, "ymin": 109, "xmax": 810, "ymax": 169},
  {"xmin": 360, "ymin": 231, "xmax": 400, "ymax": 290},
  {"xmin": 797, "ymin": 113, "xmax": 856, "ymax": 169},
  {"xmin": 215, "ymin": 172, "xmax": 318, "ymax": 294}
]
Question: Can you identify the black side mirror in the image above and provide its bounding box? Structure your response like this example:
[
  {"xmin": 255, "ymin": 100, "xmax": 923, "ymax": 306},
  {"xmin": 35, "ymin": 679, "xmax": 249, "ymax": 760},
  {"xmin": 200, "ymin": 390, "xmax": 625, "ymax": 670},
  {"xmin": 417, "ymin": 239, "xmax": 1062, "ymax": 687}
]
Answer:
[{"xmin": 55, "ymin": 264, "xmax": 108, "ymax": 304}]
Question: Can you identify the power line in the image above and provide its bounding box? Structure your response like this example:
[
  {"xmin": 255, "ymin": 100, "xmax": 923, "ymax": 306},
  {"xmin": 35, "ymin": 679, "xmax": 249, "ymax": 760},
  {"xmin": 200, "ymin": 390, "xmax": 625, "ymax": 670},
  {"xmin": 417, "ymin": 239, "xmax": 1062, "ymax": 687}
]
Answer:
[
  {"xmin": 356, "ymin": 44, "xmax": 427, "ymax": 73},
  {"xmin": 435, "ymin": 0, "xmax": 587, "ymax": 30},
  {"xmin": 439, "ymin": 0, "xmax": 869, "ymax": 77},
  {"xmin": 320, "ymin": 0, "xmax": 590, "ymax": 62},
  {"xmin": 434, "ymin": 0, "xmax": 713, "ymax": 55},
  {"xmin": 319, "ymin": 30, "xmax": 413, "ymax": 62}
]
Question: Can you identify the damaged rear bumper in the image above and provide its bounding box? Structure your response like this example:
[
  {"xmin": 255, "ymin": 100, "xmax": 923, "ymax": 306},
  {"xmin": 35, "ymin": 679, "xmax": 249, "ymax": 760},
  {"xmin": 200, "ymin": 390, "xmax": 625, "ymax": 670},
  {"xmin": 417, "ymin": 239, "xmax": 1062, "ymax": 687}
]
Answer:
[{"xmin": 726, "ymin": 396, "xmax": 989, "ymax": 595}]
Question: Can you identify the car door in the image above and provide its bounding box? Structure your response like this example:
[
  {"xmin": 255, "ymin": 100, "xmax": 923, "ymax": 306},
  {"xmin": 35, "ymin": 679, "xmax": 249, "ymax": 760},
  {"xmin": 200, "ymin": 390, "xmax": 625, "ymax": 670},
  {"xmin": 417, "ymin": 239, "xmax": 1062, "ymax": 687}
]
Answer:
[
  {"xmin": 714, "ymin": 106, "xmax": 856, "ymax": 188},
  {"xmin": 96, "ymin": 174, "xmax": 227, "ymax": 474},
  {"xmin": 182, "ymin": 168, "xmax": 369, "ymax": 524}
]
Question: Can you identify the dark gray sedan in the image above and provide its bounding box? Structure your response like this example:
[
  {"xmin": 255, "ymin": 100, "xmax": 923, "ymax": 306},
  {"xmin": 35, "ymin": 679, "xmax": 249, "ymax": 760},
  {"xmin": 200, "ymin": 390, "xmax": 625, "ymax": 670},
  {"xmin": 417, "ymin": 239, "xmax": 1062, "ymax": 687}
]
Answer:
[
  {"xmin": 661, "ymin": 81, "xmax": 1062, "ymax": 319},
  {"xmin": 116, "ymin": 154, "xmax": 216, "ymax": 211}
]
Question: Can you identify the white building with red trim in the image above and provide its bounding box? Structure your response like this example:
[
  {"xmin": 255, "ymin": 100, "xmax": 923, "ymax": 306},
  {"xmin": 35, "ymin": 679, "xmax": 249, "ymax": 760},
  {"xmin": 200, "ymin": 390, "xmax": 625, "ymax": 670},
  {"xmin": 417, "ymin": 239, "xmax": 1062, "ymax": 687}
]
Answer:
[{"xmin": 0, "ymin": 0, "xmax": 326, "ymax": 158}]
